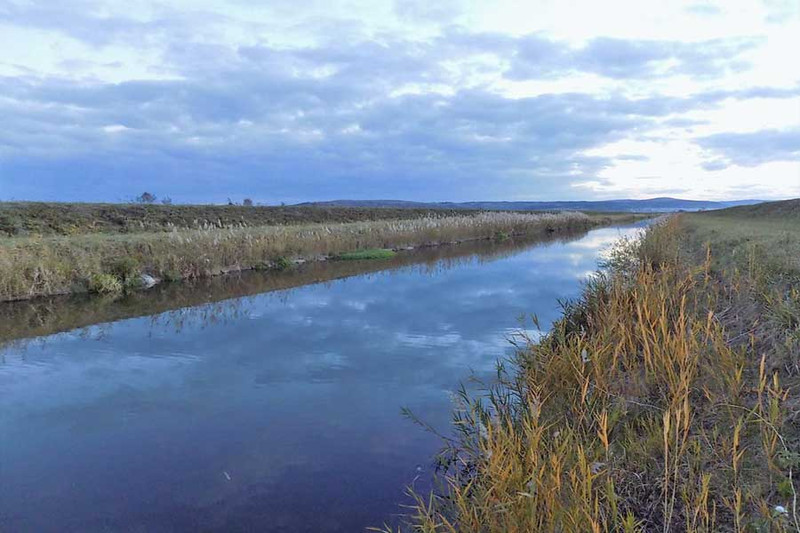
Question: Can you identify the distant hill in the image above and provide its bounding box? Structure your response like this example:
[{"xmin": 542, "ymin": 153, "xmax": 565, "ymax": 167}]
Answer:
[{"xmin": 295, "ymin": 197, "xmax": 763, "ymax": 213}]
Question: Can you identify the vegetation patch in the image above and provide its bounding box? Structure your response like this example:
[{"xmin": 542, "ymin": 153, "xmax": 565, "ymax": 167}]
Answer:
[
  {"xmin": 336, "ymin": 248, "xmax": 397, "ymax": 260},
  {"xmin": 87, "ymin": 273, "xmax": 123, "ymax": 294},
  {"xmin": 0, "ymin": 210, "xmax": 641, "ymax": 302},
  {"xmin": 382, "ymin": 200, "xmax": 800, "ymax": 532}
]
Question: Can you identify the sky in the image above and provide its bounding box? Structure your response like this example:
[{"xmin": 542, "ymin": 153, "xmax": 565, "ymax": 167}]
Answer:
[{"xmin": 0, "ymin": 0, "xmax": 798, "ymax": 204}]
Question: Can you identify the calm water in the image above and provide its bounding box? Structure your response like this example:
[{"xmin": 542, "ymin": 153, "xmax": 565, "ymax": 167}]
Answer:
[{"xmin": 0, "ymin": 223, "xmax": 644, "ymax": 532}]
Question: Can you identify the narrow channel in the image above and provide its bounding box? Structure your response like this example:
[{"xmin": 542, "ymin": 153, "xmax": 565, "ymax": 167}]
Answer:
[{"xmin": 0, "ymin": 222, "xmax": 646, "ymax": 532}]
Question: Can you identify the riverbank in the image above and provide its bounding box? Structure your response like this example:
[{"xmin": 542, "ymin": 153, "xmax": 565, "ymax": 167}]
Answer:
[
  {"xmin": 0, "ymin": 210, "xmax": 643, "ymax": 302},
  {"xmin": 0, "ymin": 228, "xmax": 593, "ymax": 347},
  {"xmin": 392, "ymin": 199, "xmax": 799, "ymax": 532}
]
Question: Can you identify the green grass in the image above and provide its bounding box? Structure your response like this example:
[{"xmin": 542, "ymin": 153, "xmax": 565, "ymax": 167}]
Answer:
[
  {"xmin": 381, "ymin": 200, "xmax": 800, "ymax": 532},
  {"xmin": 336, "ymin": 248, "xmax": 397, "ymax": 260},
  {"xmin": 682, "ymin": 198, "xmax": 800, "ymax": 277}
]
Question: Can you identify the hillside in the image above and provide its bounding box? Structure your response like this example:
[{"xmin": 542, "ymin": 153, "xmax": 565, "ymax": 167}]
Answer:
[
  {"xmin": 296, "ymin": 197, "xmax": 762, "ymax": 212},
  {"xmin": 700, "ymin": 197, "xmax": 800, "ymax": 219},
  {"xmin": 683, "ymin": 197, "xmax": 800, "ymax": 275}
]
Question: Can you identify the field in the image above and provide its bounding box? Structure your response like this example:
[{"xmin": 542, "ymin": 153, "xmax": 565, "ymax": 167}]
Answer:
[
  {"xmin": 681, "ymin": 200, "xmax": 800, "ymax": 277},
  {"xmin": 386, "ymin": 199, "xmax": 800, "ymax": 532},
  {"xmin": 0, "ymin": 202, "xmax": 485, "ymax": 237},
  {"xmin": 0, "ymin": 205, "xmax": 643, "ymax": 302}
]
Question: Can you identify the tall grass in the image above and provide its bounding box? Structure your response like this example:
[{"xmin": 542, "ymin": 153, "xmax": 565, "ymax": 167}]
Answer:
[
  {"xmin": 380, "ymin": 216, "xmax": 799, "ymax": 532},
  {"xmin": 0, "ymin": 229, "xmax": 590, "ymax": 348},
  {"xmin": 0, "ymin": 211, "xmax": 596, "ymax": 302}
]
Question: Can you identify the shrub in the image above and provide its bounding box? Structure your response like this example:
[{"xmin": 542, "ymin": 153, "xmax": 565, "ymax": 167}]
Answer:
[
  {"xmin": 494, "ymin": 230, "xmax": 510, "ymax": 242},
  {"xmin": 272, "ymin": 256, "xmax": 292, "ymax": 270},
  {"xmin": 105, "ymin": 257, "xmax": 139, "ymax": 285},
  {"xmin": 88, "ymin": 273, "xmax": 122, "ymax": 294},
  {"xmin": 136, "ymin": 192, "xmax": 156, "ymax": 204}
]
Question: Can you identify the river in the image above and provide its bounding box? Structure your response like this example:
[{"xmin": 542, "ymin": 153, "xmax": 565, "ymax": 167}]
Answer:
[{"xmin": 0, "ymin": 222, "xmax": 646, "ymax": 532}]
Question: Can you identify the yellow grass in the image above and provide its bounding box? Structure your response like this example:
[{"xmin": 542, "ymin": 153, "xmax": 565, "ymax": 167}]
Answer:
[
  {"xmin": 378, "ymin": 215, "xmax": 799, "ymax": 532},
  {"xmin": 0, "ymin": 211, "xmax": 602, "ymax": 301}
]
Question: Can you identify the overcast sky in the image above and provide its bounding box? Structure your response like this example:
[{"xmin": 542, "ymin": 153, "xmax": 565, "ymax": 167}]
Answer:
[{"xmin": 1, "ymin": 0, "xmax": 798, "ymax": 203}]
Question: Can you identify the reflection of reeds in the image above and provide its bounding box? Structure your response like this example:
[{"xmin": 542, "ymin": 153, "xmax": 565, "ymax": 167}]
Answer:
[
  {"xmin": 382, "ymin": 216, "xmax": 799, "ymax": 533},
  {"xmin": 0, "ymin": 212, "xmax": 600, "ymax": 302},
  {"xmin": 0, "ymin": 226, "xmax": 592, "ymax": 348}
]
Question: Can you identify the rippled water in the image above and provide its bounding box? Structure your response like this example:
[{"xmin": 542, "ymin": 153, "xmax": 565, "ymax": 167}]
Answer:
[{"xmin": 0, "ymin": 223, "xmax": 646, "ymax": 532}]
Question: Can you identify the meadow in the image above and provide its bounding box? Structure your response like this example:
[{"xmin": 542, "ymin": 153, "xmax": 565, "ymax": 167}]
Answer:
[
  {"xmin": 0, "ymin": 207, "xmax": 640, "ymax": 302},
  {"xmin": 383, "ymin": 199, "xmax": 800, "ymax": 532}
]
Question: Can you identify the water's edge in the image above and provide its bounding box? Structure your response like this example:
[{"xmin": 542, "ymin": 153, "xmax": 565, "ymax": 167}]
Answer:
[{"xmin": 0, "ymin": 227, "xmax": 601, "ymax": 347}]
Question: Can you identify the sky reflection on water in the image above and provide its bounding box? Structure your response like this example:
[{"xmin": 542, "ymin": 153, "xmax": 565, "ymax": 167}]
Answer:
[{"xmin": 0, "ymin": 223, "xmax": 645, "ymax": 532}]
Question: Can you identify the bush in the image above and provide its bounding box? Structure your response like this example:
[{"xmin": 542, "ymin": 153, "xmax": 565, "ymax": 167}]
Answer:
[
  {"xmin": 105, "ymin": 257, "xmax": 139, "ymax": 285},
  {"xmin": 136, "ymin": 192, "xmax": 156, "ymax": 204},
  {"xmin": 88, "ymin": 273, "xmax": 122, "ymax": 294},
  {"xmin": 272, "ymin": 256, "xmax": 292, "ymax": 270}
]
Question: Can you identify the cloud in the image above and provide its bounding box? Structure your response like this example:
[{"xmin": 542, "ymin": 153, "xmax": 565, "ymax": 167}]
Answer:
[
  {"xmin": 0, "ymin": 1, "xmax": 227, "ymax": 46},
  {"xmin": 3, "ymin": 56, "xmax": 789, "ymax": 203},
  {"xmin": 685, "ymin": 3, "xmax": 723, "ymax": 16},
  {"xmin": 394, "ymin": 0, "xmax": 463, "ymax": 23},
  {"xmin": 508, "ymin": 35, "xmax": 759, "ymax": 80},
  {"xmin": 0, "ymin": 1, "xmax": 797, "ymax": 202},
  {"xmin": 697, "ymin": 129, "xmax": 800, "ymax": 168}
]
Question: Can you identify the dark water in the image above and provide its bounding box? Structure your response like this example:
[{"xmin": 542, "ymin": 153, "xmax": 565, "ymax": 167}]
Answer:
[{"xmin": 0, "ymin": 223, "xmax": 645, "ymax": 532}]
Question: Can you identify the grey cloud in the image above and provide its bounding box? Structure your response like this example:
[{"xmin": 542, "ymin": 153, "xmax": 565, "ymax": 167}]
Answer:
[
  {"xmin": 2, "ymin": 1, "xmax": 762, "ymax": 84},
  {"xmin": 1, "ymin": 55, "xmax": 784, "ymax": 203},
  {"xmin": 509, "ymin": 36, "xmax": 760, "ymax": 80},
  {"xmin": 698, "ymin": 129, "xmax": 800, "ymax": 168},
  {"xmin": 0, "ymin": 4, "xmax": 795, "ymax": 202},
  {"xmin": 0, "ymin": 1, "xmax": 229, "ymax": 46}
]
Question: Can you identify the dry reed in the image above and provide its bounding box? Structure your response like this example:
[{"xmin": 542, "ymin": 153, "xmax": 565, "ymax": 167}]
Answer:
[
  {"xmin": 0, "ymin": 211, "xmax": 595, "ymax": 301},
  {"xmin": 377, "ymin": 216, "xmax": 799, "ymax": 532}
]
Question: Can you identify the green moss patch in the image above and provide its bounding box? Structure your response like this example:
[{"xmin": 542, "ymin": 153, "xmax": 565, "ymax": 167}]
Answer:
[{"xmin": 336, "ymin": 248, "xmax": 397, "ymax": 261}]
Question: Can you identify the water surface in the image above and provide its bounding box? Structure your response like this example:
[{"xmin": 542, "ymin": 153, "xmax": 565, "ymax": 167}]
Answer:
[{"xmin": 0, "ymin": 223, "xmax": 644, "ymax": 532}]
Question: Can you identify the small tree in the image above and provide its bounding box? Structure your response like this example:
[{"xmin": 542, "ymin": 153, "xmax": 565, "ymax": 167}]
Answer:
[
  {"xmin": 161, "ymin": 196, "xmax": 173, "ymax": 205},
  {"xmin": 243, "ymin": 198, "xmax": 254, "ymax": 207},
  {"xmin": 136, "ymin": 192, "xmax": 156, "ymax": 204}
]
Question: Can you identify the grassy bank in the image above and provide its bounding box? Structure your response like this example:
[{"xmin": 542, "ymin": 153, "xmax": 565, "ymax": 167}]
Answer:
[
  {"xmin": 0, "ymin": 229, "xmax": 589, "ymax": 349},
  {"xmin": 387, "ymin": 200, "xmax": 799, "ymax": 532},
  {"xmin": 0, "ymin": 211, "xmax": 640, "ymax": 302}
]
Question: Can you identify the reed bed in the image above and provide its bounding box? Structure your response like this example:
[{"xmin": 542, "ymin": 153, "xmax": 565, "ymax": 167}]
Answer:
[
  {"xmin": 0, "ymin": 211, "xmax": 596, "ymax": 302},
  {"xmin": 381, "ymin": 216, "xmax": 799, "ymax": 532}
]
